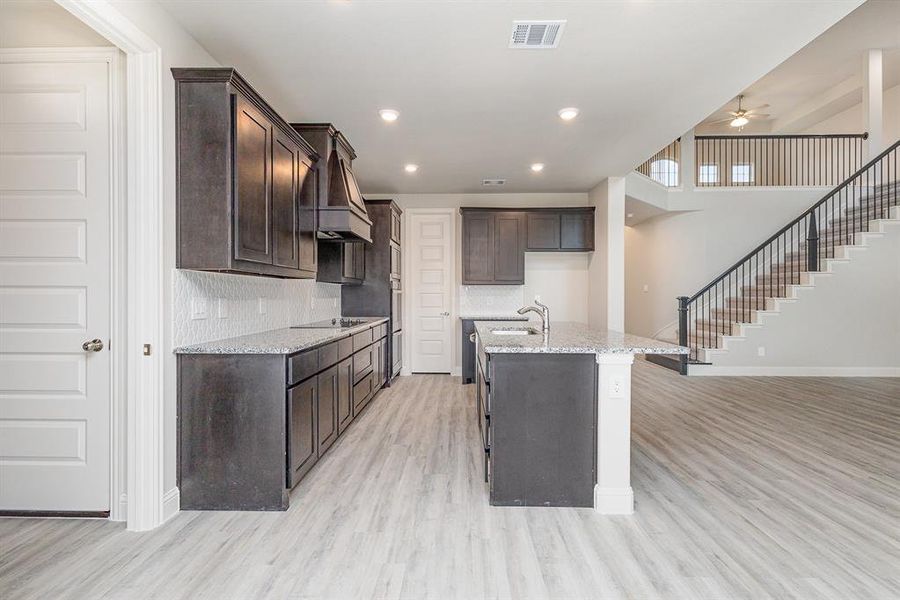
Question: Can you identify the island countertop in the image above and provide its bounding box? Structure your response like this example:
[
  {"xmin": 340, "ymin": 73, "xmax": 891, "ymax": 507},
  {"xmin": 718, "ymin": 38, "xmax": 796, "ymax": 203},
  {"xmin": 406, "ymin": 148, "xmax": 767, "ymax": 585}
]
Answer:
[
  {"xmin": 174, "ymin": 317, "xmax": 389, "ymax": 355},
  {"xmin": 475, "ymin": 321, "xmax": 688, "ymax": 355}
]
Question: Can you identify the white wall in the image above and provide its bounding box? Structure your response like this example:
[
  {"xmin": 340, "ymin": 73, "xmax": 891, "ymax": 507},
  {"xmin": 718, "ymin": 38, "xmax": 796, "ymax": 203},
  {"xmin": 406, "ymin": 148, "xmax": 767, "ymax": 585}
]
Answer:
[
  {"xmin": 588, "ymin": 177, "xmax": 626, "ymax": 331},
  {"xmin": 0, "ymin": 0, "xmax": 111, "ymax": 47},
  {"xmin": 804, "ymin": 83, "xmax": 900, "ymax": 147},
  {"xmin": 383, "ymin": 192, "xmax": 591, "ymax": 373},
  {"xmin": 698, "ymin": 225, "xmax": 900, "ymax": 374},
  {"xmin": 624, "ymin": 187, "xmax": 827, "ymax": 339}
]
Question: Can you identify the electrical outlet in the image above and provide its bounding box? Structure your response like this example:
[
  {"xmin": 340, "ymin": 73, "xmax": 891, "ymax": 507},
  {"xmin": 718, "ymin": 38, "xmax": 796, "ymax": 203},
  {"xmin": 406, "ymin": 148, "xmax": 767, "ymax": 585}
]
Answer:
[
  {"xmin": 217, "ymin": 298, "xmax": 228, "ymax": 319},
  {"xmin": 642, "ymin": 284, "xmax": 649, "ymax": 293},
  {"xmin": 258, "ymin": 297, "xmax": 267, "ymax": 315},
  {"xmin": 757, "ymin": 346, "xmax": 766, "ymax": 357},
  {"xmin": 609, "ymin": 376, "xmax": 625, "ymax": 398},
  {"xmin": 191, "ymin": 298, "xmax": 208, "ymax": 320}
]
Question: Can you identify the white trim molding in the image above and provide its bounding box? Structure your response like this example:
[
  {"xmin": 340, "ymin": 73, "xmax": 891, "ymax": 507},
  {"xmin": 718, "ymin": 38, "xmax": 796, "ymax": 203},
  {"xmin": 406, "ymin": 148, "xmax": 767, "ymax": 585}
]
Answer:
[
  {"xmin": 57, "ymin": 0, "xmax": 167, "ymax": 532},
  {"xmin": 162, "ymin": 487, "xmax": 180, "ymax": 523},
  {"xmin": 690, "ymin": 366, "xmax": 900, "ymax": 377},
  {"xmin": 594, "ymin": 353, "xmax": 635, "ymax": 515}
]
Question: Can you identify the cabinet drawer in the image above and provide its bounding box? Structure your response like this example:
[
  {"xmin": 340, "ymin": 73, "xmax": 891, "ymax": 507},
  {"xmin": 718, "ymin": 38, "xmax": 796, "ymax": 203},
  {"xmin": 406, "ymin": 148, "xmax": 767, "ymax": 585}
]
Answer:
[
  {"xmin": 353, "ymin": 345, "xmax": 374, "ymax": 382},
  {"xmin": 288, "ymin": 349, "xmax": 318, "ymax": 386},
  {"xmin": 352, "ymin": 328, "xmax": 373, "ymax": 352},
  {"xmin": 338, "ymin": 336, "xmax": 354, "ymax": 361},
  {"xmin": 352, "ymin": 371, "xmax": 374, "ymax": 414},
  {"xmin": 317, "ymin": 341, "xmax": 339, "ymax": 371},
  {"xmin": 378, "ymin": 323, "xmax": 388, "ymax": 340}
]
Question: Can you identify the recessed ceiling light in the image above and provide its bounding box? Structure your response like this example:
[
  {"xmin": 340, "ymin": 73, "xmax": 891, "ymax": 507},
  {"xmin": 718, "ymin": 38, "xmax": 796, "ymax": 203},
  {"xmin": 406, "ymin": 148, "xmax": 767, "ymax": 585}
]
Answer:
[
  {"xmin": 530, "ymin": 163, "xmax": 545, "ymax": 173},
  {"xmin": 379, "ymin": 109, "xmax": 400, "ymax": 122},
  {"xmin": 558, "ymin": 107, "xmax": 579, "ymax": 121},
  {"xmin": 404, "ymin": 163, "xmax": 418, "ymax": 173}
]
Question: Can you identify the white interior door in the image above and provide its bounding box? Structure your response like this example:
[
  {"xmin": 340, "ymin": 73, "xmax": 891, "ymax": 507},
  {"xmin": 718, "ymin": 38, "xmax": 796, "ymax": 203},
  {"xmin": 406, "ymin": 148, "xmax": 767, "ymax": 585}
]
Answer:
[
  {"xmin": 0, "ymin": 55, "xmax": 112, "ymax": 512},
  {"xmin": 410, "ymin": 212, "xmax": 452, "ymax": 373}
]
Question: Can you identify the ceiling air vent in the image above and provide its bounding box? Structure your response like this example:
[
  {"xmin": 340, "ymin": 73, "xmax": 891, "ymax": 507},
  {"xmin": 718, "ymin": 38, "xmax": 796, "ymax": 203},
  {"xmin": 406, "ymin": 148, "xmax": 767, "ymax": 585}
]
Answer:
[
  {"xmin": 509, "ymin": 20, "xmax": 566, "ymax": 49},
  {"xmin": 482, "ymin": 179, "xmax": 506, "ymax": 187}
]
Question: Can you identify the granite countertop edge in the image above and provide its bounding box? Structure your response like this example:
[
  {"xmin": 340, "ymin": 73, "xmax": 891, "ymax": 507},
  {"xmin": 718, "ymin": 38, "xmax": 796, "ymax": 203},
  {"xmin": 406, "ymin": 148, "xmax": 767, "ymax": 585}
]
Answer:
[
  {"xmin": 174, "ymin": 317, "xmax": 389, "ymax": 355},
  {"xmin": 474, "ymin": 321, "xmax": 689, "ymax": 355},
  {"xmin": 459, "ymin": 314, "xmax": 529, "ymax": 321}
]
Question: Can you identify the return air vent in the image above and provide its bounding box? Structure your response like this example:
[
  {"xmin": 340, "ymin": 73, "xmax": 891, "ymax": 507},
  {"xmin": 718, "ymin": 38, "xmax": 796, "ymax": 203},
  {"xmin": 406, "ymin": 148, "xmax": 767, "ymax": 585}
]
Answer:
[
  {"xmin": 482, "ymin": 179, "xmax": 506, "ymax": 187},
  {"xmin": 509, "ymin": 20, "xmax": 566, "ymax": 49}
]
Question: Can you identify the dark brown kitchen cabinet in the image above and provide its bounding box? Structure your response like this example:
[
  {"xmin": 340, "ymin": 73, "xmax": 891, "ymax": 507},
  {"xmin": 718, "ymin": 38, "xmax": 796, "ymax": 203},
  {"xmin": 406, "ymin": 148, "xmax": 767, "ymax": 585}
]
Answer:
[
  {"xmin": 560, "ymin": 211, "xmax": 594, "ymax": 250},
  {"xmin": 526, "ymin": 213, "xmax": 561, "ymax": 250},
  {"xmin": 316, "ymin": 241, "xmax": 366, "ymax": 284},
  {"xmin": 494, "ymin": 212, "xmax": 526, "ymax": 283},
  {"xmin": 288, "ymin": 377, "xmax": 318, "ymax": 488},
  {"xmin": 461, "ymin": 211, "xmax": 496, "ymax": 284},
  {"xmin": 316, "ymin": 365, "xmax": 338, "ymax": 456},
  {"xmin": 173, "ymin": 68, "xmax": 318, "ymax": 279},
  {"xmin": 460, "ymin": 207, "xmax": 594, "ymax": 284},
  {"xmin": 233, "ymin": 95, "xmax": 272, "ymax": 264},
  {"xmin": 342, "ymin": 200, "xmax": 403, "ymax": 386}
]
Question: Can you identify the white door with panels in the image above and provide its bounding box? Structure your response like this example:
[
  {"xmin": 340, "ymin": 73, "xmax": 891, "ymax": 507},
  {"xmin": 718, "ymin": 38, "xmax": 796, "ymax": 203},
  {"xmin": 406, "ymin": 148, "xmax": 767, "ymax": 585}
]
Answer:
[
  {"xmin": 0, "ymin": 54, "xmax": 113, "ymax": 512},
  {"xmin": 410, "ymin": 212, "xmax": 453, "ymax": 373}
]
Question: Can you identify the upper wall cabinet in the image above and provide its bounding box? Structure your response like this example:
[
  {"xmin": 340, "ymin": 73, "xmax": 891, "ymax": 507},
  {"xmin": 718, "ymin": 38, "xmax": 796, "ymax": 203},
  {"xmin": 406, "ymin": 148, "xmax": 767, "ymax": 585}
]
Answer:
[
  {"xmin": 461, "ymin": 207, "xmax": 594, "ymax": 285},
  {"xmin": 173, "ymin": 68, "xmax": 318, "ymax": 279}
]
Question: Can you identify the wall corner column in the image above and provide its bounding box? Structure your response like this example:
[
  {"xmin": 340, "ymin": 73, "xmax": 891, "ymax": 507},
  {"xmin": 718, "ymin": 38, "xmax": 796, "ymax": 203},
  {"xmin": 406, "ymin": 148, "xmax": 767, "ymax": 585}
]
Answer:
[
  {"xmin": 681, "ymin": 129, "xmax": 695, "ymax": 190},
  {"xmin": 588, "ymin": 177, "xmax": 626, "ymax": 331},
  {"xmin": 862, "ymin": 48, "xmax": 883, "ymax": 160},
  {"xmin": 594, "ymin": 353, "xmax": 635, "ymax": 514}
]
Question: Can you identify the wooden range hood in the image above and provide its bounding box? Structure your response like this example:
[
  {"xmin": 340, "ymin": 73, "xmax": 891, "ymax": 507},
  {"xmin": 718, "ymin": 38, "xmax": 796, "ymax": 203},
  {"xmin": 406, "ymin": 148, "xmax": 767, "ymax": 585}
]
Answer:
[{"xmin": 292, "ymin": 123, "xmax": 372, "ymax": 243}]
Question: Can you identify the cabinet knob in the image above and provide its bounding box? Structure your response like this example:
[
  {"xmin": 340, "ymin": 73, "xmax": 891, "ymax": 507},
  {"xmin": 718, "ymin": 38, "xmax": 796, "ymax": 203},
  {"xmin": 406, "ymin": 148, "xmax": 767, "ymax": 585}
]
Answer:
[{"xmin": 469, "ymin": 333, "xmax": 476, "ymax": 343}]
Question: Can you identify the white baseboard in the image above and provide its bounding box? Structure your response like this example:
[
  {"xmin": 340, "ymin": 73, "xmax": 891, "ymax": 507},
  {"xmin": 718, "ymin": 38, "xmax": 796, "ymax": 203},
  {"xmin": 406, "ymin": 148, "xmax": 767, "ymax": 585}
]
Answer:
[
  {"xmin": 162, "ymin": 487, "xmax": 180, "ymax": 522},
  {"xmin": 450, "ymin": 366, "xmax": 461, "ymax": 376},
  {"xmin": 690, "ymin": 365, "xmax": 900, "ymax": 377},
  {"xmin": 593, "ymin": 486, "xmax": 634, "ymax": 515}
]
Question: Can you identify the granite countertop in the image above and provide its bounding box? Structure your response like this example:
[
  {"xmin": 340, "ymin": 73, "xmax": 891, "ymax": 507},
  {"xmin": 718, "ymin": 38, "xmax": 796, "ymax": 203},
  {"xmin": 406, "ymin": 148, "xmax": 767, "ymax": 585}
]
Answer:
[
  {"xmin": 174, "ymin": 317, "xmax": 389, "ymax": 355},
  {"xmin": 475, "ymin": 321, "xmax": 689, "ymax": 355}
]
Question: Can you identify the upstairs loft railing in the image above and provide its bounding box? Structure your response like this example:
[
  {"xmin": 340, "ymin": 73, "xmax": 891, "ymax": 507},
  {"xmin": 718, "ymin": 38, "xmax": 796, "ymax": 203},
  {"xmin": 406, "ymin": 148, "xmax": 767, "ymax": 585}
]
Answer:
[
  {"xmin": 695, "ymin": 133, "xmax": 868, "ymax": 187},
  {"xmin": 635, "ymin": 139, "xmax": 680, "ymax": 187},
  {"xmin": 676, "ymin": 139, "xmax": 899, "ymax": 369},
  {"xmin": 635, "ymin": 133, "xmax": 869, "ymax": 188}
]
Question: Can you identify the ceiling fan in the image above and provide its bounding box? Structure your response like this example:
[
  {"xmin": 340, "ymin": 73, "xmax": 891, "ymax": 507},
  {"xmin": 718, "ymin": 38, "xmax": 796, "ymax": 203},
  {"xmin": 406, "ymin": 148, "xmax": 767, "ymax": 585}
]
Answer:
[{"xmin": 709, "ymin": 95, "xmax": 770, "ymax": 128}]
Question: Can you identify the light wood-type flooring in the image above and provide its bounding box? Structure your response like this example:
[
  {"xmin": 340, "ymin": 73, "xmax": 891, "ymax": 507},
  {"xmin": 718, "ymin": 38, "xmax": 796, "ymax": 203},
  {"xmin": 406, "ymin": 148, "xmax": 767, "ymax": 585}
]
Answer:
[{"xmin": 2, "ymin": 361, "xmax": 898, "ymax": 599}]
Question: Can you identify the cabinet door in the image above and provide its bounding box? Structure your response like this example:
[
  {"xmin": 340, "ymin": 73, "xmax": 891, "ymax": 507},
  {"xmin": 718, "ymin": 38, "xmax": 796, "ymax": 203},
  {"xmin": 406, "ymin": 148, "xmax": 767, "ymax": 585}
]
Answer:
[
  {"xmin": 391, "ymin": 331, "xmax": 402, "ymax": 377},
  {"xmin": 461, "ymin": 212, "xmax": 495, "ymax": 283},
  {"xmin": 288, "ymin": 378, "xmax": 317, "ymax": 487},
  {"xmin": 390, "ymin": 210, "xmax": 402, "ymax": 245},
  {"xmin": 494, "ymin": 213, "xmax": 525, "ymax": 283},
  {"xmin": 298, "ymin": 158, "xmax": 318, "ymax": 274},
  {"xmin": 342, "ymin": 243, "xmax": 355, "ymax": 279},
  {"xmin": 391, "ymin": 290, "xmax": 402, "ymax": 333},
  {"xmin": 317, "ymin": 366, "xmax": 338, "ymax": 455},
  {"xmin": 526, "ymin": 213, "xmax": 561, "ymax": 250},
  {"xmin": 353, "ymin": 242, "xmax": 366, "ymax": 280},
  {"xmin": 373, "ymin": 339, "xmax": 383, "ymax": 391},
  {"xmin": 389, "ymin": 242, "xmax": 401, "ymax": 281},
  {"xmin": 337, "ymin": 357, "xmax": 353, "ymax": 434},
  {"xmin": 272, "ymin": 131, "xmax": 299, "ymax": 269},
  {"xmin": 233, "ymin": 94, "xmax": 272, "ymax": 265},
  {"xmin": 560, "ymin": 212, "xmax": 595, "ymax": 250}
]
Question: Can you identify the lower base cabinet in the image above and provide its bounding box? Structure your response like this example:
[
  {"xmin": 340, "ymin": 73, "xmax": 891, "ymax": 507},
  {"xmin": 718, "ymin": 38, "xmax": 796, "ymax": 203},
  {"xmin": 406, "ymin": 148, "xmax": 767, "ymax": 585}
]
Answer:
[
  {"xmin": 288, "ymin": 378, "xmax": 318, "ymax": 488},
  {"xmin": 178, "ymin": 320, "xmax": 390, "ymax": 511},
  {"xmin": 391, "ymin": 331, "xmax": 402, "ymax": 377}
]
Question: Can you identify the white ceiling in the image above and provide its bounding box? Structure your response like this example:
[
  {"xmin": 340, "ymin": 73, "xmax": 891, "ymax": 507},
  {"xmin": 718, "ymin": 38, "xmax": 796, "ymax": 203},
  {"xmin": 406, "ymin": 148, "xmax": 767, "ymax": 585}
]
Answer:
[
  {"xmin": 158, "ymin": 0, "xmax": 864, "ymax": 194},
  {"xmin": 698, "ymin": 0, "xmax": 900, "ymax": 134}
]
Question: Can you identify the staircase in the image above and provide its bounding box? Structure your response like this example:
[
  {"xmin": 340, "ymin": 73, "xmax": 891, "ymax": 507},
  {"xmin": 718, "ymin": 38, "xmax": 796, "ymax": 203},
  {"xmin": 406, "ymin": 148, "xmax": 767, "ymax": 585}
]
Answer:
[{"xmin": 653, "ymin": 140, "xmax": 900, "ymax": 374}]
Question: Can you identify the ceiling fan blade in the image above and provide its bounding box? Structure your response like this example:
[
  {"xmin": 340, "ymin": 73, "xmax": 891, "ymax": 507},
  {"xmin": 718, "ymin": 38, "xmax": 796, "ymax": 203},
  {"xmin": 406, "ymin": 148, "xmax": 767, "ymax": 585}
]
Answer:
[
  {"xmin": 748, "ymin": 113, "xmax": 771, "ymax": 120},
  {"xmin": 707, "ymin": 116, "xmax": 737, "ymax": 124},
  {"xmin": 744, "ymin": 103, "xmax": 770, "ymax": 112}
]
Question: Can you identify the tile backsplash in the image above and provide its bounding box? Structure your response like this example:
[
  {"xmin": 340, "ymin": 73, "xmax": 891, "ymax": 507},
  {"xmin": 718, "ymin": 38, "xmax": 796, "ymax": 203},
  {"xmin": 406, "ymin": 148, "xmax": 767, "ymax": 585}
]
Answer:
[
  {"xmin": 458, "ymin": 285, "xmax": 525, "ymax": 317},
  {"xmin": 172, "ymin": 269, "xmax": 341, "ymax": 348}
]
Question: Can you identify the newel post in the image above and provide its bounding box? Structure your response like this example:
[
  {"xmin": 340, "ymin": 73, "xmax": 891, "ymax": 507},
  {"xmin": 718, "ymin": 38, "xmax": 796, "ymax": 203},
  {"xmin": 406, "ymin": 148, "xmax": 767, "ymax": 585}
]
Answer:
[
  {"xmin": 806, "ymin": 212, "xmax": 819, "ymax": 273},
  {"xmin": 677, "ymin": 296, "xmax": 689, "ymax": 374}
]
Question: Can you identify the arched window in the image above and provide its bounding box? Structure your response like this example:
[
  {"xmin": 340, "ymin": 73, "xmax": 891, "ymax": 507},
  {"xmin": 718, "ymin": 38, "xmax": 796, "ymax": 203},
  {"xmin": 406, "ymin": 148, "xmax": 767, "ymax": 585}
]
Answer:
[{"xmin": 650, "ymin": 159, "xmax": 679, "ymax": 187}]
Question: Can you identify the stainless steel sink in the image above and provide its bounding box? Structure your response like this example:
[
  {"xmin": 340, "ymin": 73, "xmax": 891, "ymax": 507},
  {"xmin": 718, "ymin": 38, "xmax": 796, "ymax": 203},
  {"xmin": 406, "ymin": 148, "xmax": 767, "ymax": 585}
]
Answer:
[{"xmin": 490, "ymin": 327, "xmax": 540, "ymax": 336}]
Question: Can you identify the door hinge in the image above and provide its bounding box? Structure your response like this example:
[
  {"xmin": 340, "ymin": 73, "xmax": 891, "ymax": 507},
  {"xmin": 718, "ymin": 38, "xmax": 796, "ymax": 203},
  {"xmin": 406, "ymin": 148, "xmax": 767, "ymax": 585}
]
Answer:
[{"xmin": 143, "ymin": 343, "xmax": 152, "ymax": 356}]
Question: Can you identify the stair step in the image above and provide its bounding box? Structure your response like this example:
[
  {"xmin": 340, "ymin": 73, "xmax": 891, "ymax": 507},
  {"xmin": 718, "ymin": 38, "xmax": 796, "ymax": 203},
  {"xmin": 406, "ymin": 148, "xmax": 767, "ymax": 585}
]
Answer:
[
  {"xmin": 710, "ymin": 307, "xmax": 757, "ymax": 323},
  {"xmin": 756, "ymin": 272, "xmax": 803, "ymax": 285},
  {"xmin": 741, "ymin": 284, "xmax": 789, "ymax": 297},
  {"xmin": 725, "ymin": 296, "xmax": 770, "ymax": 310}
]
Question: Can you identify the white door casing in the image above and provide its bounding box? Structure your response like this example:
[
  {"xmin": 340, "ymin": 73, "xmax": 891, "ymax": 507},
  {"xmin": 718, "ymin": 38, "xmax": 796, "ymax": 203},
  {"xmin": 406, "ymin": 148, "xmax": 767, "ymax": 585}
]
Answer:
[
  {"xmin": 409, "ymin": 211, "xmax": 453, "ymax": 373},
  {"xmin": 0, "ymin": 56, "xmax": 113, "ymax": 512}
]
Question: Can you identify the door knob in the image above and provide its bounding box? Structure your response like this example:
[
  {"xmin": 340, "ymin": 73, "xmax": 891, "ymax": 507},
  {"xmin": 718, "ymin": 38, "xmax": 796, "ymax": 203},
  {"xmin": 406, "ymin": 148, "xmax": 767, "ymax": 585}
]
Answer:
[
  {"xmin": 82, "ymin": 338, "xmax": 104, "ymax": 352},
  {"xmin": 440, "ymin": 311, "xmax": 450, "ymax": 316}
]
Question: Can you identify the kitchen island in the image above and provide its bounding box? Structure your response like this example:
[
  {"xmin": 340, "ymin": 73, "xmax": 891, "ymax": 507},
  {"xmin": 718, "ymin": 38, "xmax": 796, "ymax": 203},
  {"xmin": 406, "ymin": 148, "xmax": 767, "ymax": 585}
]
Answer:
[{"xmin": 474, "ymin": 321, "xmax": 687, "ymax": 513}]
